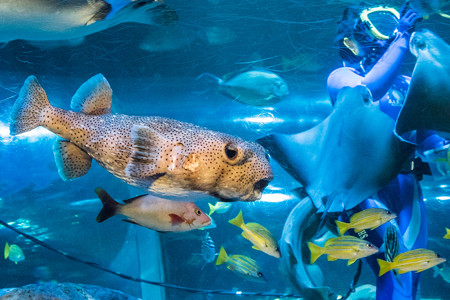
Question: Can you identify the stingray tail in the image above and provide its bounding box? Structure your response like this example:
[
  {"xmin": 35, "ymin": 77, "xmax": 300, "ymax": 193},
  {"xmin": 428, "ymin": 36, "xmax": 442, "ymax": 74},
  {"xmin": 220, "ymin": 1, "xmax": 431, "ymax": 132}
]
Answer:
[
  {"xmin": 9, "ymin": 76, "xmax": 52, "ymax": 135},
  {"xmin": 95, "ymin": 188, "xmax": 121, "ymax": 223}
]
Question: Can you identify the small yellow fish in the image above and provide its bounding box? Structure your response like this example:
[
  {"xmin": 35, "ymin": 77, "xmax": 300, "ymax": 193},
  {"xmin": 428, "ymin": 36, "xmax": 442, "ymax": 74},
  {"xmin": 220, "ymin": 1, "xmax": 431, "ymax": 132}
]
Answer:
[
  {"xmin": 378, "ymin": 248, "xmax": 446, "ymax": 276},
  {"xmin": 444, "ymin": 227, "xmax": 450, "ymax": 239},
  {"xmin": 335, "ymin": 208, "xmax": 396, "ymax": 236},
  {"xmin": 215, "ymin": 246, "xmax": 265, "ymax": 282},
  {"xmin": 208, "ymin": 202, "xmax": 232, "ymax": 215},
  {"xmin": 308, "ymin": 236, "xmax": 379, "ymax": 266},
  {"xmin": 4, "ymin": 242, "xmax": 25, "ymax": 264},
  {"xmin": 229, "ymin": 210, "xmax": 280, "ymax": 258}
]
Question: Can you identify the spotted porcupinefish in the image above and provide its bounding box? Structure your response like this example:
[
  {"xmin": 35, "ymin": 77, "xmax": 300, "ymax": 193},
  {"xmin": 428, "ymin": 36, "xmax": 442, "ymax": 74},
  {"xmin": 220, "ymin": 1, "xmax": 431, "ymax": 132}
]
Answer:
[
  {"xmin": 0, "ymin": 0, "xmax": 178, "ymax": 43},
  {"xmin": 95, "ymin": 187, "xmax": 211, "ymax": 232},
  {"xmin": 9, "ymin": 74, "xmax": 273, "ymax": 202}
]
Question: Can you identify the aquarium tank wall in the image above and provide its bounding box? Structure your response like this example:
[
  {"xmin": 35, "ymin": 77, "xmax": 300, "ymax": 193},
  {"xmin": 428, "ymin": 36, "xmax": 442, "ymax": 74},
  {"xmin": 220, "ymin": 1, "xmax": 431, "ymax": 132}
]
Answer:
[{"xmin": 1, "ymin": 0, "xmax": 450, "ymax": 299}]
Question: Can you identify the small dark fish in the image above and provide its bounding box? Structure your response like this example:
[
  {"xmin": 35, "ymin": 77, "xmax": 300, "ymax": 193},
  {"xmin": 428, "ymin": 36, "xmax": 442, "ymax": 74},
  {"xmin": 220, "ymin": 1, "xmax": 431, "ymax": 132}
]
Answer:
[{"xmin": 384, "ymin": 225, "xmax": 399, "ymax": 263}]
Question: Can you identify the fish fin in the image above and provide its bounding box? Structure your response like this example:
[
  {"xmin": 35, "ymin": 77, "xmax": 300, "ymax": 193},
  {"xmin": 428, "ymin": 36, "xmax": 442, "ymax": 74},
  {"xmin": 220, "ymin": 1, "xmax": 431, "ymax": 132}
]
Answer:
[
  {"xmin": 439, "ymin": 11, "xmax": 450, "ymax": 19},
  {"xmin": 216, "ymin": 246, "xmax": 228, "ymax": 265},
  {"xmin": 125, "ymin": 125, "xmax": 165, "ymax": 178},
  {"xmin": 4, "ymin": 243, "xmax": 9, "ymax": 260},
  {"xmin": 71, "ymin": 74, "xmax": 112, "ymax": 115},
  {"xmin": 122, "ymin": 219, "xmax": 140, "ymax": 226},
  {"xmin": 229, "ymin": 210, "xmax": 245, "ymax": 228},
  {"xmin": 353, "ymin": 228, "xmax": 363, "ymax": 233},
  {"xmin": 415, "ymin": 268, "xmax": 428, "ymax": 273},
  {"xmin": 433, "ymin": 266, "xmax": 439, "ymax": 278},
  {"xmin": 53, "ymin": 140, "xmax": 92, "ymax": 181},
  {"xmin": 94, "ymin": 187, "xmax": 120, "ymax": 223},
  {"xmin": 444, "ymin": 228, "xmax": 450, "ymax": 239},
  {"xmin": 208, "ymin": 203, "xmax": 215, "ymax": 215},
  {"xmin": 397, "ymin": 269, "xmax": 410, "ymax": 274},
  {"xmin": 347, "ymin": 259, "xmax": 357, "ymax": 266},
  {"xmin": 9, "ymin": 76, "xmax": 51, "ymax": 135},
  {"xmin": 377, "ymin": 258, "xmax": 394, "ymax": 276},
  {"xmin": 123, "ymin": 194, "xmax": 147, "ymax": 204},
  {"xmin": 241, "ymin": 232, "xmax": 249, "ymax": 240},
  {"xmin": 370, "ymin": 225, "xmax": 381, "ymax": 230},
  {"xmin": 327, "ymin": 256, "xmax": 338, "ymax": 261},
  {"xmin": 169, "ymin": 214, "xmax": 185, "ymax": 226},
  {"xmin": 308, "ymin": 242, "xmax": 324, "ymax": 264},
  {"xmin": 252, "ymin": 245, "xmax": 261, "ymax": 251},
  {"xmin": 335, "ymin": 220, "xmax": 349, "ymax": 236},
  {"xmin": 196, "ymin": 73, "xmax": 223, "ymax": 84}
]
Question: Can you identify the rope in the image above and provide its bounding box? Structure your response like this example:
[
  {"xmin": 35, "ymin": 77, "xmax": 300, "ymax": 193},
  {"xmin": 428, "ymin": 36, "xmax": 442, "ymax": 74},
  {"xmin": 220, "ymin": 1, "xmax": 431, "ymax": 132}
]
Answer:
[{"xmin": 0, "ymin": 219, "xmax": 303, "ymax": 298}]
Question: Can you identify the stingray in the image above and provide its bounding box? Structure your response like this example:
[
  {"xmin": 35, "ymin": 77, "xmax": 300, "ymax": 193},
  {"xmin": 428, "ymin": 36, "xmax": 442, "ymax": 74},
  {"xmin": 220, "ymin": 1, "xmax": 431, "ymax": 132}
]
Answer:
[
  {"xmin": 258, "ymin": 86, "xmax": 414, "ymax": 213},
  {"xmin": 395, "ymin": 30, "xmax": 450, "ymax": 142}
]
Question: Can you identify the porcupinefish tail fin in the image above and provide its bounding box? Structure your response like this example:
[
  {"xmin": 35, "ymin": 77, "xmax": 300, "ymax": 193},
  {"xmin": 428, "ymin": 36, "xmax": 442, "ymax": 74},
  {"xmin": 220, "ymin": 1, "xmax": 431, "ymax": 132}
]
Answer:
[
  {"xmin": 125, "ymin": 125, "xmax": 167, "ymax": 178},
  {"xmin": 53, "ymin": 140, "xmax": 92, "ymax": 181},
  {"xmin": 95, "ymin": 187, "xmax": 121, "ymax": 223},
  {"xmin": 71, "ymin": 74, "xmax": 112, "ymax": 115},
  {"xmin": 9, "ymin": 76, "xmax": 51, "ymax": 135}
]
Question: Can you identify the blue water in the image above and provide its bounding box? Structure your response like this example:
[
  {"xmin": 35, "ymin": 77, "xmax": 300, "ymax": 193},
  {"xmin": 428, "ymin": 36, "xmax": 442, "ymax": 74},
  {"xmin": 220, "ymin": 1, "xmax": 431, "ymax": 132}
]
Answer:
[{"xmin": 1, "ymin": 0, "xmax": 450, "ymax": 299}]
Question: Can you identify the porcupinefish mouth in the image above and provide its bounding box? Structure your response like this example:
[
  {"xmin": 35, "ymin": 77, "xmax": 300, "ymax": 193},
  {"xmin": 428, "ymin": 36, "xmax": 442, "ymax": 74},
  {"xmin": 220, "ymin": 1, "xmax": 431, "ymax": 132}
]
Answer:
[{"xmin": 216, "ymin": 177, "xmax": 273, "ymax": 202}]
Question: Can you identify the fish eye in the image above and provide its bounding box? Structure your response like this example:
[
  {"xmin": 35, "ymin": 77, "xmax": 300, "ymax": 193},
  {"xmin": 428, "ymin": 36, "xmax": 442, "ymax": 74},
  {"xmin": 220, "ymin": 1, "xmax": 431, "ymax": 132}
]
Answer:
[
  {"xmin": 195, "ymin": 209, "xmax": 202, "ymax": 216},
  {"xmin": 257, "ymin": 272, "xmax": 263, "ymax": 277},
  {"xmin": 386, "ymin": 210, "xmax": 391, "ymax": 215},
  {"xmin": 367, "ymin": 243, "xmax": 373, "ymax": 248},
  {"xmin": 223, "ymin": 143, "xmax": 244, "ymax": 165}
]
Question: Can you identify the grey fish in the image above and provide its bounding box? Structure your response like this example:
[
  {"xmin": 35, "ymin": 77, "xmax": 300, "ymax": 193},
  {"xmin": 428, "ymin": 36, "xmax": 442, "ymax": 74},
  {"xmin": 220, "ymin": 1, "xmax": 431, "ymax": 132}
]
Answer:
[
  {"xmin": 0, "ymin": 0, "xmax": 177, "ymax": 43},
  {"xmin": 197, "ymin": 70, "xmax": 289, "ymax": 106},
  {"xmin": 9, "ymin": 74, "xmax": 272, "ymax": 202},
  {"xmin": 200, "ymin": 232, "xmax": 216, "ymax": 270},
  {"xmin": 384, "ymin": 225, "xmax": 399, "ymax": 263}
]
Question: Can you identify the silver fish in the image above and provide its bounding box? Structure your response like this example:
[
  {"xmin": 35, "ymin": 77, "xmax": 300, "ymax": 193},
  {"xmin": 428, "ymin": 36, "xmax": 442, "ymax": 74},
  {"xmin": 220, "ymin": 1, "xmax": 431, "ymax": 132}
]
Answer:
[
  {"xmin": 95, "ymin": 188, "xmax": 211, "ymax": 232},
  {"xmin": 197, "ymin": 70, "xmax": 289, "ymax": 106},
  {"xmin": 200, "ymin": 232, "xmax": 216, "ymax": 269},
  {"xmin": 0, "ymin": 0, "xmax": 177, "ymax": 43},
  {"xmin": 9, "ymin": 74, "xmax": 273, "ymax": 202}
]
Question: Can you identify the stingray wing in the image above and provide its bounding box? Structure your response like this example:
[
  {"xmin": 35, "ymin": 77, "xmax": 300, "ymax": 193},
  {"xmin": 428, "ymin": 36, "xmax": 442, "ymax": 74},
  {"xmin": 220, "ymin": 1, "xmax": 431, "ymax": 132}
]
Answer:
[
  {"xmin": 260, "ymin": 86, "xmax": 413, "ymax": 212},
  {"xmin": 396, "ymin": 30, "xmax": 450, "ymax": 140}
]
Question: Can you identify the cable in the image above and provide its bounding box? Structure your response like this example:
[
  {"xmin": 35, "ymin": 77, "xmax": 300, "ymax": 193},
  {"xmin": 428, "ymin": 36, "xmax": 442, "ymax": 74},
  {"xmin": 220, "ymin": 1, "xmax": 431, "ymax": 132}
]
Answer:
[{"xmin": 0, "ymin": 219, "xmax": 303, "ymax": 298}]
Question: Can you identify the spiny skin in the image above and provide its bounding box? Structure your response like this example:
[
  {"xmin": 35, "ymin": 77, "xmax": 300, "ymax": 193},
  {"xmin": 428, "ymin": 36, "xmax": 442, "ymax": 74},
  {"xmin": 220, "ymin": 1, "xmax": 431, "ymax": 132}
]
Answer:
[{"xmin": 13, "ymin": 76, "xmax": 273, "ymax": 202}]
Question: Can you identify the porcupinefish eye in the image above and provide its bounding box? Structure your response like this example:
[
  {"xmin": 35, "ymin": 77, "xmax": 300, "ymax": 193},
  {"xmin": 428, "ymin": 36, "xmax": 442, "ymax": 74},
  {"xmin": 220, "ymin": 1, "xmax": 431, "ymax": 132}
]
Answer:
[
  {"xmin": 223, "ymin": 143, "xmax": 244, "ymax": 164},
  {"xmin": 195, "ymin": 209, "xmax": 202, "ymax": 216}
]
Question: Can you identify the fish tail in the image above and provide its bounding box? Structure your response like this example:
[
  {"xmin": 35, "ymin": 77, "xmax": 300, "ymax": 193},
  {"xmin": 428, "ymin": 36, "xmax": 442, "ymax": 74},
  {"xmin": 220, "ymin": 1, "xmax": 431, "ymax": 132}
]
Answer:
[
  {"xmin": 4, "ymin": 242, "xmax": 9, "ymax": 259},
  {"xmin": 215, "ymin": 246, "xmax": 228, "ymax": 266},
  {"xmin": 196, "ymin": 73, "xmax": 223, "ymax": 84},
  {"xmin": 228, "ymin": 210, "xmax": 244, "ymax": 228},
  {"xmin": 308, "ymin": 242, "xmax": 324, "ymax": 264},
  {"xmin": 335, "ymin": 220, "xmax": 350, "ymax": 236},
  {"xmin": 377, "ymin": 258, "xmax": 394, "ymax": 276},
  {"xmin": 444, "ymin": 227, "xmax": 450, "ymax": 239},
  {"xmin": 9, "ymin": 76, "xmax": 52, "ymax": 135},
  {"xmin": 95, "ymin": 188, "xmax": 120, "ymax": 223},
  {"xmin": 208, "ymin": 203, "xmax": 215, "ymax": 215}
]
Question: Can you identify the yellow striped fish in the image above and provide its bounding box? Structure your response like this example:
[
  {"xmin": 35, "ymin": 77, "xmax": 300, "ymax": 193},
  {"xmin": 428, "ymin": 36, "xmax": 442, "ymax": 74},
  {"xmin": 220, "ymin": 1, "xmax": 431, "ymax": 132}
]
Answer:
[
  {"xmin": 229, "ymin": 210, "xmax": 280, "ymax": 258},
  {"xmin": 378, "ymin": 248, "xmax": 446, "ymax": 276},
  {"xmin": 444, "ymin": 227, "xmax": 450, "ymax": 239},
  {"xmin": 308, "ymin": 236, "xmax": 379, "ymax": 266},
  {"xmin": 335, "ymin": 208, "xmax": 396, "ymax": 236},
  {"xmin": 215, "ymin": 246, "xmax": 265, "ymax": 282}
]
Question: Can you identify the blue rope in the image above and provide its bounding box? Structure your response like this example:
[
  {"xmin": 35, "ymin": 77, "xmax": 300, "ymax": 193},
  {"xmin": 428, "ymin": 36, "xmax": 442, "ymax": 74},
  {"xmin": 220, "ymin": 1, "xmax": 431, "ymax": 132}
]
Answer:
[{"xmin": 0, "ymin": 219, "xmax": 303, "ymax": 298}]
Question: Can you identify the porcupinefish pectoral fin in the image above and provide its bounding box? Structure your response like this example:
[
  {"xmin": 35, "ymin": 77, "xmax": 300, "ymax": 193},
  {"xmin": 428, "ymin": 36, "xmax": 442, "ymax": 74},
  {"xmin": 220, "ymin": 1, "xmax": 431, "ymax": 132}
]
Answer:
[
  {"xmin": 125, "ymin": 125, "xmax": 168, "ymax": 178},
  {"xmin": 53, "ymin": 140, "xmax": 92, "ymax": 181},
  {"xmin": 71, "ymin": 74, "xmax": 112, "ymax": 115}
]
